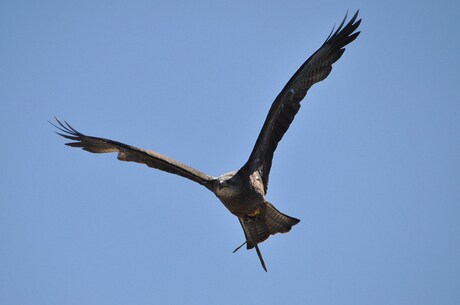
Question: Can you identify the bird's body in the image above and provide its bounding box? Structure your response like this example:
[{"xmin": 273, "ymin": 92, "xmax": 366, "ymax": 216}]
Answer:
[
  {"xmin": 52, "ymin": 11, "xmax": 361, "ymax": 271},
  {"xmin": 215, "ymin": 171, "xmax": 261, "ymax": 217}
]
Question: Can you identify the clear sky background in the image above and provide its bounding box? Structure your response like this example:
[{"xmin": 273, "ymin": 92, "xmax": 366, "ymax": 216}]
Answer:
[{"xmin": 1, "ymin": 1, "xmax": 459, "ymax": 304}]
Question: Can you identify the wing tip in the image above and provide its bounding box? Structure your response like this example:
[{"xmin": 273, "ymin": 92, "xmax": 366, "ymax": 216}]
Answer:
[{"xmin": 320, "ymin": 9, "xmax": 362, "ymax": 57}]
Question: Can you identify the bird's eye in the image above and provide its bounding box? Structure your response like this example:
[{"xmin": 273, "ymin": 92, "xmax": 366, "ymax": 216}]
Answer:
[{"xmin": 227, "ymin": 180, "xmax": 235, "ymax": 185}]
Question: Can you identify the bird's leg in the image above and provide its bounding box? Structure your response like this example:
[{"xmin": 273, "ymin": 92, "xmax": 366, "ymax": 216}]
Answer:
[{"xmin": 247, "ymin": 216, "xmax": 267, "ymax": 272}]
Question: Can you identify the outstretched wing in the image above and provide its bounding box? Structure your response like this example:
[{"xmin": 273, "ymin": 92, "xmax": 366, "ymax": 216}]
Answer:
[
  {"xmin": 241, "ymin": 11, "xmax": 361, "ymax": 193},
  {"xmin": 51, "ymin": 118, "xmax": 216, "ymax": 190}
]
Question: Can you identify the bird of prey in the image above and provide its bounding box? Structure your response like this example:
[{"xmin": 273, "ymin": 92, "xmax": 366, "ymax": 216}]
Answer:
[{"xmin": 52, "ymin": 11, "xmax": 361, "ymax": 272}]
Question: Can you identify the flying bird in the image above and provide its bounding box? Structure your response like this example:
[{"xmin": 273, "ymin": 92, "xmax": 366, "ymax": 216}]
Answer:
[{"xmin": 52, "ymin": 11, "xmax": 361, "ymax": 272}]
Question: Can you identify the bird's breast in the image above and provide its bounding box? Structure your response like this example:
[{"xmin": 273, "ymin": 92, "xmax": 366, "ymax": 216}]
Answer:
[{"xmin": 216, "ymin": 189, "xmax": 263, "ymax": 218}]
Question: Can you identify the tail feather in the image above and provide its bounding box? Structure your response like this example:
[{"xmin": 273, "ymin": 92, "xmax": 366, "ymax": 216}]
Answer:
[
  {"xmin": 265, "ymin": 201, "xmax": 300, "ymax": 234},
  {"xmin": 239, "ymin": 201, "xmax": 300, "ymax": 249}
]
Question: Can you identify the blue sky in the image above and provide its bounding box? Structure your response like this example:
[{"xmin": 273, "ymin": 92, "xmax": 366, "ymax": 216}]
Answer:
[{"xmin": 1, "ymin": 0, "xmax": 459, "ymax": 304}]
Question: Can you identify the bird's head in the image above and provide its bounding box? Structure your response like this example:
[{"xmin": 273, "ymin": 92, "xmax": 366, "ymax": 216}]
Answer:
[{"xmin": 215, "ymin": 171, "xmax": 240, "ymax": 197}]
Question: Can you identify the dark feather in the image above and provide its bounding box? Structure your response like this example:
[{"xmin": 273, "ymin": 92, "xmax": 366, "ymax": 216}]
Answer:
[
  {"xmin": 51, "ymin": 117, "xmax": 216, "ymax": 190},
  {"xmin": 242, "ymin": 10, "xmax": 361, "ymax": 193}
]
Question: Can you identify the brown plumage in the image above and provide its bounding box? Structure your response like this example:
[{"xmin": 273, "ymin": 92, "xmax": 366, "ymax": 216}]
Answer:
[{"xmin": 52, "ymin": 11, "xmax": 361, "ymax": 272}]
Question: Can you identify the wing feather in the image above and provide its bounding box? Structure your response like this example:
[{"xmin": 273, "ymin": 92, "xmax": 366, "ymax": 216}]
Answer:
[
  {"xmin": 242, "ymin": 11, "xmax": 361, "ymax": 193},
  {"xmin": 51, "ymin": 118, "xmax": 216, "ymax": 190}
]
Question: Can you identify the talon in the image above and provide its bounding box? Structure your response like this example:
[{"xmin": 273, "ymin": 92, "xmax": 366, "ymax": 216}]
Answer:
[{"xmin": 247, "ymin": 208, "xmax": 261, "ymax": 217}]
